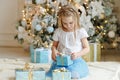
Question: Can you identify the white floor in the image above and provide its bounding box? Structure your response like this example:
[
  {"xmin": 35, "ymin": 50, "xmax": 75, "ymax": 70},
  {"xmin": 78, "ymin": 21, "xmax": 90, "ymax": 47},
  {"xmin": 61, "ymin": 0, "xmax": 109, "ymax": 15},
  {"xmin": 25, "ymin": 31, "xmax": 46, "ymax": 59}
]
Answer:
[{"xmin": 0, "ymin": 47, "xmax": 120, "ymax": 80}]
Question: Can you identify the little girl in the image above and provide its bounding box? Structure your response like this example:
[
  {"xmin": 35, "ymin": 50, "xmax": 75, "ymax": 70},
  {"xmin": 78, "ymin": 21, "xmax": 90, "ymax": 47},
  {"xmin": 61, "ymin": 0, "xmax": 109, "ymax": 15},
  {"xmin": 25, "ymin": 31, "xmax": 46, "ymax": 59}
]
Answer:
[{"xmin": 47, "ymin": 5, "xmax": 90, "ymax": 79}]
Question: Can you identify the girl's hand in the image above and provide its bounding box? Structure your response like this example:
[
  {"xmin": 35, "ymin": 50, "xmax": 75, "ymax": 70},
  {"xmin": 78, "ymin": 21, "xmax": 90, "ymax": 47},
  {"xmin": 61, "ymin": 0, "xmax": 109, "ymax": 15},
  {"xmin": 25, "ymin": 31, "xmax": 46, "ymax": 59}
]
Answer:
[
  {"xmin": 71, "ymin": 52, "xmax": 78, "ymax": 60},
  {"xmin": 52, "ymin": 50, "xmax": 60, "ymax": 61},
  {"xmin": 52, "ymin": 53, "xmax": 56, "ymax": 61},
  {"xmin": 56, "ymin": 51, "xmax": 61, "ymax": 56}
]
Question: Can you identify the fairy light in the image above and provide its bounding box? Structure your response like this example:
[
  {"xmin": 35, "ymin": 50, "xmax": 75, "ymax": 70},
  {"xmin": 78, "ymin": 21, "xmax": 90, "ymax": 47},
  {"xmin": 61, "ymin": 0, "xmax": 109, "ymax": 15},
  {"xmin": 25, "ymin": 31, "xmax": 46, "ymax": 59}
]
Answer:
[
  {"xmin": 22, "ymin": 10, "xmax": 25, "ymax": 13},
  {"xmin": 103, "ymin": 32, "xmax": 106, "ymax": 35},
  {"xmin": 22, "ymin": 18, "xmax": 26, "ymax": 21},
  {"xmin": 101, "ymin": 45, "xmax": 104, "ymax": 49},
  {"xmin": 100, "ymin": 26, "xmax": 103, "ymax": 29},
  {"xmin": 51, "ymin": 9, "xmax": 55, "ymax": 12},
  {"xmin": 46, "ymin": 3, "xmax": 50, "ymax": 11},
  {"xmin": 112, "ymin": 42, "xmax": 118, "ymax": 48},
  {"xmin": 58, "ymin": 2, "xmax": 62, "ymax": 9},
  {"xmin": 84, "ymin": 2, "xmax": 87, "ymax": 5},
  {"xmin": 22, "ymin": 10, "xmax": 26, "ymax": 20},
  {"xmin": 85, "ymin": 0, "xmax": 89, "ymax": 2},
  {"xmin": 29, "ymin": 22, "xmax": 31, "ymax": 25},
  {"xmin": 97, "ymin": 26, "xmax": 100, "ymax": 29},
  {"xmin": 105, "ymin": 20, "xmax": 108, "ymax": 23},
  {"xmin": 68, "ymin": 0, "xmax": 71, "ymax": 3}
]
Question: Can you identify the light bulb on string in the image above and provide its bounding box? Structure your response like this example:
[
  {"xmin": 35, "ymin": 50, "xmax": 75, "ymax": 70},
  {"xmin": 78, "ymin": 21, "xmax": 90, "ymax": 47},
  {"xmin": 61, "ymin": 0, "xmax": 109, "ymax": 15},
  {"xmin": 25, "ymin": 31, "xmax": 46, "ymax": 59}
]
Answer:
[
  {"xmin": 112, "ymin": 42, "xmax": 118, "ymax": 48},
  {"xmin": 100, "ymin": 26, "xmax": 103, "ymax": 29},
  {"xmin": 22, "ymin": 10, "xmax": 25, "ymax": 13},
  {"xmin": 97, "ymin": 26, "xmax": 100, "ymax": 29},
  {"xmin": 23, "ymin": 14, "xmax": 26, "ymax": 18},
  {"xmin": 32, "ymin": 34, "xmax": 35, "ymax": 37},
  {"xmin": 103, "ymin": 32, "xmax": 106, "ymax": 35},
  {"xmin": 104, "ymin": 20, "xmax": 108, "ymax": 23},
  {"xmin": 68, "ymin": 0, "xmax": 71, "ymax": 3},
  {"xmin": 58, "ymin": 2, "xmax": 62, "ymax": 9},
  {"xmin": 86, "ymin": 6, "xmax": 89, "ymax": 9},
  {"xmin": 101, "ymin": 45, "xmax": 104, "ymax": 49},
  {"xmin": 45, "ymin": 0, "xmax": 50, "ymax": 12},
  {"xmin": 51, "ymin": 8, "xmax": 55, "ymax": 14},
  {"xmin": 22, "ymin": 18, "xmax": 26, "ymax": 21},
  {"xmin": 85, "ymin": 0, "xmax": 89, "ymax": 2},
  {"xmin": 84, "ymin": 2, "xmax": 87, "ymax": 5}
]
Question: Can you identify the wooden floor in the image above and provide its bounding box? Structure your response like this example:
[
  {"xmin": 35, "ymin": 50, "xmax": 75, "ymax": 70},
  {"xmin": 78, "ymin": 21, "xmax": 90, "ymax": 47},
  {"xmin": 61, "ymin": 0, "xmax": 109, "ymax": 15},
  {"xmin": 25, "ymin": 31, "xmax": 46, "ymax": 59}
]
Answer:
[
  {"xmin": 0, "ymin": 47, "xmax": 120, "ymax": 62},
  {"xmin": 101, "ymin": 48, "xmax": 120, "ymax": 62},
  {"xmin": 0, "ymin": 47, "xmax": 30, "ymax": 62}
]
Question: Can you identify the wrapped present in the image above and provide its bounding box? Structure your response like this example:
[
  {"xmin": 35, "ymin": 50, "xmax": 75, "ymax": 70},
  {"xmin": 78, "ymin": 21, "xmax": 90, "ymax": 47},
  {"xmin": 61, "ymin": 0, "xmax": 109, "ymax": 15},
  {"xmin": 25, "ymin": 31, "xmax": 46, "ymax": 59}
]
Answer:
[
  {"xmin": 31, "ymin": 48, "xmax": 51, "ymax": 63},
  {"xmin": 56, "ymin": 54, "xmax": 73, "ymax": 66},
  {"xmin": 52, "ymin": 68, "xmax": 71, "ymax": 80},
  {"xmin": 30, "ymin": 45, "xmax": 34, "ymax": 55},
  {"xmin": 82, "ymin": 43, "xmax": 101, "ymax": 62},
  {"xmin": 15, "ymin": 63, "xmax": 46, "ymax": 80}
]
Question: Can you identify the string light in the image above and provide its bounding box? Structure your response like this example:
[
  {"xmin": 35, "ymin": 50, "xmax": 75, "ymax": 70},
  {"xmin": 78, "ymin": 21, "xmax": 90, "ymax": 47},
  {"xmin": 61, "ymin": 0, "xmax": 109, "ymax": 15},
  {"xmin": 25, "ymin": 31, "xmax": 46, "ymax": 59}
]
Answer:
[
  {"xmin": 100, "ymin": 26, "xmax": 103, "ymax": 29},
  {"xmin": 101, "ymin": 45, "xmax": 104, "ymax": 49},
  {"xmin": 16, "ymin": 0, "xmax": 118, "ymax": 48},
  {"xmin": 104, "ymin": 20, "xmax": 108, "ymax": 23}
]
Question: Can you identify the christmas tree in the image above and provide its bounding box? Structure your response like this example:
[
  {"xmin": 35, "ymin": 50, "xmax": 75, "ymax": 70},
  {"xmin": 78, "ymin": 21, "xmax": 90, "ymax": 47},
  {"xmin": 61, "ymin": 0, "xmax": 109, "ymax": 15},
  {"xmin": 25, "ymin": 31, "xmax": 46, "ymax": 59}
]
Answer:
[
  {"xmin": 15, "ymin": 0, "xmax": 58, "ymax": 48},
  {"xmin": 82, "ymin": 0, "xmax": 118, "ymax": 44},
  {"xmin": 15, "ymin": 0, "xmax": 119, "ymax": 48}
]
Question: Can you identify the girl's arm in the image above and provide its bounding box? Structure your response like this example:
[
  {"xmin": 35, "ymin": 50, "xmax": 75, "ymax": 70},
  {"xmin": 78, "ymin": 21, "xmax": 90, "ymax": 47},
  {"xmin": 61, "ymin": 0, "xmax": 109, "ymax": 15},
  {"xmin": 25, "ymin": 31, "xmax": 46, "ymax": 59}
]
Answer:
[
  {"xmin": 79, "ymin": 37, "xmax": 90, "ymax": 56},
  {"xmin": 71, "ymin": 37, "xmax": 90, "ymax": 60},
  {"xmin": 52, "ymin": 41, "xmax": 59, "ymax": 61}
]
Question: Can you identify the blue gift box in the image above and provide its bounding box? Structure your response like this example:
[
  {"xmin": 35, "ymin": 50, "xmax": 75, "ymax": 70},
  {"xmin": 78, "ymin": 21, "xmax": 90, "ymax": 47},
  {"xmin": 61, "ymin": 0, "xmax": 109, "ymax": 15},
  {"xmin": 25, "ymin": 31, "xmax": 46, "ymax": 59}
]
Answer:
[
  {"xmin": 31, "ymin": 48, "xmax": 51, "ymax": 63},
  {"xmin": 16, "ymin": 68, "xmax": 45, "ymax": 80},
  {"xmin": 30, "ymin": 45, "xmax": 34, "ymax": 55},
  {"xmin": 56, "ymin": 55, "xmax": 73, "ymax": 66},
  {"xmin": 52, "ymin": 68, "xmax": 71, "ymax": 80}
]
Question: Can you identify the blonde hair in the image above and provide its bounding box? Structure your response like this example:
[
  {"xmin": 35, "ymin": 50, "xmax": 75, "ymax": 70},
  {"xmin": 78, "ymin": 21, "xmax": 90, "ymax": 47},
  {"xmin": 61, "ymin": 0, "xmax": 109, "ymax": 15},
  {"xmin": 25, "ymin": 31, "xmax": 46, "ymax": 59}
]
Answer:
[{"xmin": 57, "ymin": 5, "xmax": 80, "ymax": 29}]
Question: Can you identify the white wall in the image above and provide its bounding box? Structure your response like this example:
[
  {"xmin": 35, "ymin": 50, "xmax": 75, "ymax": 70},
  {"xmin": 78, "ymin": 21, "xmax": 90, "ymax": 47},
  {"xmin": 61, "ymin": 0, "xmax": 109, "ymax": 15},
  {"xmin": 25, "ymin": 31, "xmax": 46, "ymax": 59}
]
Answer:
[{"xmin": 0, "ymin": 0, "xmax": 24, "ymax": 47}]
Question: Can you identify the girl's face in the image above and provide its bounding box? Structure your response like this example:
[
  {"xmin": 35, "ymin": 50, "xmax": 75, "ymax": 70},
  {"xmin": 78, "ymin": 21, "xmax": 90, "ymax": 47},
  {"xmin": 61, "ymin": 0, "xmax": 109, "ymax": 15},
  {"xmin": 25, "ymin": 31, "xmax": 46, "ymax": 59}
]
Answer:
[{"xmin": 61, "ymin": 16, "xmax": 75, "ymax": 32}]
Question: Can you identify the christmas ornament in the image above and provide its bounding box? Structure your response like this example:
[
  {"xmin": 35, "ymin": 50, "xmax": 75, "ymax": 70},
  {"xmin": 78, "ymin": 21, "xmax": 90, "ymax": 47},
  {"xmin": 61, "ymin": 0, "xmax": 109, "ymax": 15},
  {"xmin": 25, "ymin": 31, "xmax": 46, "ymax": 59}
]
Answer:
[
  {"xmin": 21, "ymin": 20, "xmax": 27, "ymax": 27},
  {"xmin": 35, "ymin": 24, "xmax": 42, "ymax": 31},
  {"xmin": 47, "ymin": 26, "xmax": 54, "ymax": 33},
  {"xmin": 108, "ymin": 31, "xmax": 115, "ymax": 38}
]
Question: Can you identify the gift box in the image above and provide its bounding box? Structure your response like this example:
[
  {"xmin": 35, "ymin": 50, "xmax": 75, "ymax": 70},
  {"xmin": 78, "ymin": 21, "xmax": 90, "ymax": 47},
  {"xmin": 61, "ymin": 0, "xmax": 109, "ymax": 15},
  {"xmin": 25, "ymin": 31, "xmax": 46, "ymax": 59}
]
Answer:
[
  {"xmin": 56, "ymin": 54, "xmax": 73, "ymax": 66},
  {"xmin": 15, "ymin": 63, "xmax": 46, "ymax": 80},
  {"xmin": 31, "ymin": 48, "xmax": 51, "ymax": 63},
  {"xmin": 82, "ymin": 43, "xmax": 101, "ymax": 62},
  {"xmin": 30, "ymin": 45, "xmax": 34, "ymax": 55},
  {"xmin": 52, "ymin": 68, "xmax": 71, "ymax": 80}
]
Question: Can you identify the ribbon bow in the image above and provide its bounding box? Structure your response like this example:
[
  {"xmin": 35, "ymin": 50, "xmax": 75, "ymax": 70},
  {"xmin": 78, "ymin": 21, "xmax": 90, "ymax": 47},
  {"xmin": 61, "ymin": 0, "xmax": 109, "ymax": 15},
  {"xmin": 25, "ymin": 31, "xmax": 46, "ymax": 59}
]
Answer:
[
  {"xmin": 53, "ymin": 67, "xmax": 68, "ymax": 72},
  {"xmin": 23, "ymin": 63, "xmax": 34, "ymax": 80}
]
